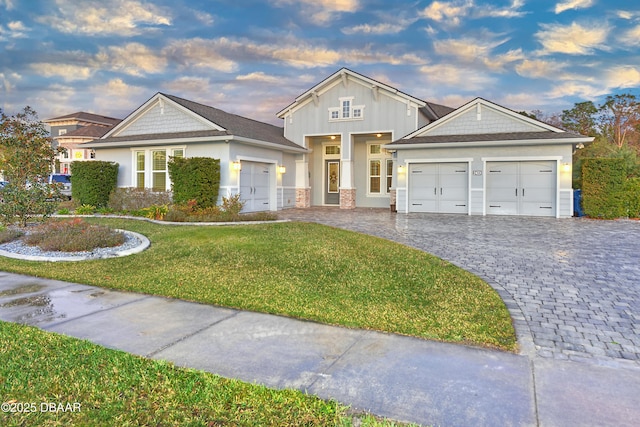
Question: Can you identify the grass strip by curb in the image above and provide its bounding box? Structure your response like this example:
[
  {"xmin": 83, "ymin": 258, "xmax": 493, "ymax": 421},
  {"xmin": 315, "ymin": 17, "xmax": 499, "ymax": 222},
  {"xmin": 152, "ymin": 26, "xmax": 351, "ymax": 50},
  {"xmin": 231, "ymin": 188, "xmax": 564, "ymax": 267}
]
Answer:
[{"xmin": 0, "ymin": 219, "xmax": 516, "ymax": 351}]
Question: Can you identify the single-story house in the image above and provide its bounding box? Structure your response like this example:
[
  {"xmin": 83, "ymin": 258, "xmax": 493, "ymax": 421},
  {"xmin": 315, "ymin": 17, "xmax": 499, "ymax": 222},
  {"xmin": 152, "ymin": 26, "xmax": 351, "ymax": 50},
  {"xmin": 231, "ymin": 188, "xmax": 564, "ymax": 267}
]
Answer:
[{"xmin": 85, "ymin": 68, "xmax": 592, "ymax": 217}]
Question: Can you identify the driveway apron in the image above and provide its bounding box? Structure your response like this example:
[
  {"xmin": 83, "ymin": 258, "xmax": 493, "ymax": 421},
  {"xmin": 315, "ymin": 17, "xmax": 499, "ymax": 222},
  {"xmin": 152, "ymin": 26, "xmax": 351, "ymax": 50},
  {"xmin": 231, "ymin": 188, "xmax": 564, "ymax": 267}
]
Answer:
[{"xmin": 279, "ymin": 208, "xmax": 640, "ymax": 367}]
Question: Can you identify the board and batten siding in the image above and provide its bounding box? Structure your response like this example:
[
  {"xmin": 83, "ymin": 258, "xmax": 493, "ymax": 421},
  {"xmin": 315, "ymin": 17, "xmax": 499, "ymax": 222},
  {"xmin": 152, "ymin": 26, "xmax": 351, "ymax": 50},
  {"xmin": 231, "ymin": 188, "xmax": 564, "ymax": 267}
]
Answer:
[{"xmin": 283, "ymin": 77, "xmax": 420, "ymax": 146}]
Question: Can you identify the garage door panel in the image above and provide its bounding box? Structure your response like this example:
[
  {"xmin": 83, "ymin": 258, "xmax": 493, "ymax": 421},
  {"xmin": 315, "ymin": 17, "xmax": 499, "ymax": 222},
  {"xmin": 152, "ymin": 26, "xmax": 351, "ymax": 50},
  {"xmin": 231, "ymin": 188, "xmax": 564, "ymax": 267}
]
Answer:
[
  {"xmin": 486, "ymin": 161, "xmax": 556, "ymax": 216},
  {"xmin": 408, "ymin": 162, "xmax": 468, "ymax": 213},
  {"xmin": 240, "ymin": 162, "xmax": 272, "ymax": 212}
]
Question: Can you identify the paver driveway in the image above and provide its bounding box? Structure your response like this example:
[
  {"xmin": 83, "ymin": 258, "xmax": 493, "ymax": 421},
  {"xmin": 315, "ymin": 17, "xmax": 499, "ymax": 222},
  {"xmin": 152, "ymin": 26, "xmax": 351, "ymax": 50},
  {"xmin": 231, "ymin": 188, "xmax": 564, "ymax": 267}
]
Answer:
[{"xmin": 279, "ymin": 208, "xmax": 640, "ymax": 367}]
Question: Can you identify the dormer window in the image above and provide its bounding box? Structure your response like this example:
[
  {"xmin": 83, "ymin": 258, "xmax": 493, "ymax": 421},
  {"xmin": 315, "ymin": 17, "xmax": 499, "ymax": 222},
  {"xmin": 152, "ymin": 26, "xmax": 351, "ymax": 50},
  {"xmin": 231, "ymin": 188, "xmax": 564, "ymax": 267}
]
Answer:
[{"xmin": 329, "ymin": 96, "xmax": 364, "ymax": 122}]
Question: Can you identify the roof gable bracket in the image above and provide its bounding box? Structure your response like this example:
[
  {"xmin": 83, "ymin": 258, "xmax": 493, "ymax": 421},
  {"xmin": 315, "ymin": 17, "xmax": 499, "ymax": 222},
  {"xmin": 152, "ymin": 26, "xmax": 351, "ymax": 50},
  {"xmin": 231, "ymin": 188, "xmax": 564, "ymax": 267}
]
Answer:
[
  {"xmin": 407, "ymin": 100, "xmax": 412, "ymax": 116},
  {"xmin": 372, "ymin": 85, "xmax": 379, "ymax": 102},
  {"xmin": 341, "ymin": 72, "xmax": 348, "ymax": 88},
  {"xmin": 312, "ymin": 91, "xmax": 319, "ymax": 107}
]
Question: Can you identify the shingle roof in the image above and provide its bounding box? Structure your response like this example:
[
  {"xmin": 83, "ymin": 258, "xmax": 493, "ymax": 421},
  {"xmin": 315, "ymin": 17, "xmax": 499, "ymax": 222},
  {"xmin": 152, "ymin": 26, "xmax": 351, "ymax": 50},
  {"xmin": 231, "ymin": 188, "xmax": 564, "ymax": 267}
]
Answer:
[
  {"xmin": 387, "ymin": 131, "xmax": 590, "ymax": 146},
  {"xmin": 58, "ymin": 124, "xmax": 116, "ymax": 139},
  {"xmin": 96, "ymin": 94, "xmax": 305, "ymax": 151},
  {"xmin": 419, "ymin": 103, "xmax": 456, "ymax": 121},
  {"xmin": 45, "ymin": 112, "xmax": 121, "ymax": 126}
]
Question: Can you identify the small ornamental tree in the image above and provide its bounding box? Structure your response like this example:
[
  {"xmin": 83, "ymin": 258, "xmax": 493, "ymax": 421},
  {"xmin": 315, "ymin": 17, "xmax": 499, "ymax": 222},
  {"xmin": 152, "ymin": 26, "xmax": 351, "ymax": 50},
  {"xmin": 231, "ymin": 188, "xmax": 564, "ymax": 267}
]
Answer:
[{"xmin": 0, "ymin": 107, "xmax": 61, "ymax": 226}]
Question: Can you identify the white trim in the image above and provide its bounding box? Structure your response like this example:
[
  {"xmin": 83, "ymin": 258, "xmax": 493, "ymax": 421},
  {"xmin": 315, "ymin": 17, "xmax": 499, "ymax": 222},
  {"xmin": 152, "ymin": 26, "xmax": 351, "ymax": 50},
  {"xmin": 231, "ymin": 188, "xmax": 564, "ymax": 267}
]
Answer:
[
  {"xmin": 130, "ymin": 145, "xmax": 187, "ymax": 191},
  {"xmin": 104, "ymin": 94, "xmax": 224, "ymax": 139},
  {"xmin": 482, "ymin": 158, "xmax": 561, "ymax": 218},
  {"xmin": 277, "ymin": 68, "xmax": 427, "ymax": 118},
  {"xmin": 404, "ymin": 98, "xmax": 567, "ymax": 140},
  {"xmin": 403, "ymin": 159, "xmax": 473, "ymax": 215},
  {"xmin": 385, "ymin": 137, "xmax": 591, "ymax": 150}
]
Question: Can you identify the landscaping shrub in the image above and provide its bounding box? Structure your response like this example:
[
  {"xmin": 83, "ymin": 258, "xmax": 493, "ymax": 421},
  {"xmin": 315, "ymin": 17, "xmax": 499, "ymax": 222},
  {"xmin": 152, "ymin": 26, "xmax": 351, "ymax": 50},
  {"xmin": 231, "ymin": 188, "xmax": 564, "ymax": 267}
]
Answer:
[
  {"xmin": 108, "ymin": 187, "xmax": 172, "ymax": 212},
  {"xmin": 162, "ymin": 195, "xmax": 266, "ymax": 222},
  {"xmin": 23, "ymin": 218, "xmax": 125, "ymax": 252},
  {"xmin": 0, "ymin": 226, "xmax": 23, "ymax": 244},
  {"xmin": 624, "ymin": 178, "xmax": 640, "ymax": 218},
  {"xmin": 168, "ymin": 157, "xmax": 220, "ymax": 208},
  {"xmin": 582, "ymin": 158, "xmax": 627, "ymax": 219},
  {"xmin": 75, "ymin": 204, "xmax": 96, "ymax": 215},
  {"xmin": 71, "ymin": 161, "xmax": 118, "ymax": 207}
]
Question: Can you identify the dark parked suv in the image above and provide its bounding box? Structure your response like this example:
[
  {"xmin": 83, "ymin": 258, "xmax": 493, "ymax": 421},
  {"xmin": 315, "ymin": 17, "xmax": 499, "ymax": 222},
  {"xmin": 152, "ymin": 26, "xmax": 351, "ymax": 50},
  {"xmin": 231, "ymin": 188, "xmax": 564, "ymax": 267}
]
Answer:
[{"xmin": 49, "ymin": 174, "xmax": 72, "ymax": 199}]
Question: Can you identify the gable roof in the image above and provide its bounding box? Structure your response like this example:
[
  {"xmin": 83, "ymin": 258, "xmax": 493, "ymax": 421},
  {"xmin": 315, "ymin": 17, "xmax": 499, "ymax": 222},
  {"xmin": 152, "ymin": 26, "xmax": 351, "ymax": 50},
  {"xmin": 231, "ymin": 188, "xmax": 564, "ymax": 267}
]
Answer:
[
  {"xmin": 91, "ymin": 93, "xmax": 306, "ymax": 152},
  {"xmin": 57, "ymin": 124, "xmax": 115, "ymax": 139},
  {"xmin": 44, "ymin": 112, "xmax": 121, "ymax": 127},
  {"xmin": 276, "ymin": 68, "xmax": 445, "ymax": 119},
  {"xmin": 386, "ymin": 97, "xmax": 593, "ymax": 148}
]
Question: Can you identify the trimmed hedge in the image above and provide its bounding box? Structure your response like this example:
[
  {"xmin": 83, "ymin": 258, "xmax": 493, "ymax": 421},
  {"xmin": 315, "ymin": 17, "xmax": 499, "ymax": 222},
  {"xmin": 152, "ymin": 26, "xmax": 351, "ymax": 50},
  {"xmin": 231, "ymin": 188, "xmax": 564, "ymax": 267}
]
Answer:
[
  {"xmin": 624, "ymin": 178, "xmax": 640, "ymax": 218},
  {"xmin": 168, "ymin": 157, "xmax": 220, "ymax": 208},
  {"xmin": 581, "ymin": 158, "xmax": 627, "ymax": 219},
  {"xmin": 70, "ymin": 161, "xmax": 119, "ymax": 207}
]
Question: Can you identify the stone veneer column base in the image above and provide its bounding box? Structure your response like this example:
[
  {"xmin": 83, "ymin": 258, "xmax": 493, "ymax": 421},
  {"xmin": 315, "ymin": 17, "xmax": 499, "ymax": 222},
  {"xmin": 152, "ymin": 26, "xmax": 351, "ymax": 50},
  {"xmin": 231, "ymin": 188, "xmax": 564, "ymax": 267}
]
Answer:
[
  {"xmin": 389, "ymin": 189, "xmax": 397, "ymax": 212},
  {"xmin": 295, "ymin": 188, "xmax": 311, "ymax": 208},
  {"xmin": 339, "ymin": 188, "xmax": 356, "ymax": 209}
]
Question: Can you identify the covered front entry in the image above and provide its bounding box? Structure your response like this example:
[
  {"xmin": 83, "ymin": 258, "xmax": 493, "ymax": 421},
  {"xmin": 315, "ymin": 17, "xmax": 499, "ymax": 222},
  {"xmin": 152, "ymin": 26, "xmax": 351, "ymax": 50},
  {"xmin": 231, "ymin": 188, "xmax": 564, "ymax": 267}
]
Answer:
[
  {"xmin": 486, "ymin": 160, "xmax": 556, "ymax": 216},
  {"xmin": 408, "ymin": 162, "xmax": 468, "ymax": 213},
  {"xmin": 240, "ymin": 161, "xmax": 272, "ymax": 212}
]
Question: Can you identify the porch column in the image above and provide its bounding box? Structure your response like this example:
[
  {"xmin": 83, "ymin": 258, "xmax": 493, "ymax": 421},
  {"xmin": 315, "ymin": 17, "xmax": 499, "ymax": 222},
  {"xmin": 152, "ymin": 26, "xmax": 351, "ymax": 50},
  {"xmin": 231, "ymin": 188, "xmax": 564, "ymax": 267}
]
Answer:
[
  {"xmin": 339, "ymin": 136, "xmax": 356, "ymax": 209},
  {"xmin": 295, "ymin": 156, "xmax": 310, "ymax": 208}
]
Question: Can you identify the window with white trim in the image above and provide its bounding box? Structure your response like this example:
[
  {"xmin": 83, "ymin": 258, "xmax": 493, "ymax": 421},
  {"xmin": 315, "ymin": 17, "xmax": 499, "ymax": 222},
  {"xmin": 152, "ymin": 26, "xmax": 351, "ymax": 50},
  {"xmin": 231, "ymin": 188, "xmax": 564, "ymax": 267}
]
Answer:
[
  {"xmin": 152, "ymin": 150, "xmax": 167, "ymax": 191},
  {"xmin": 58, "ymin": 129, "xmax": 67, "ymax": 136},
  {"xmin": 135, "ymin": 151, "xmax": 145, "ymax": 189},
  {"xmin": 367, "ymin": 143, "xmax": 392, "ymax": 195},
  {"xmin": 133, "ymin": 147, "xmax": 185, "ymax": 191},
  {"xmin": 328, "ymin": 96, "xmax": 365, "ymax": 122}
]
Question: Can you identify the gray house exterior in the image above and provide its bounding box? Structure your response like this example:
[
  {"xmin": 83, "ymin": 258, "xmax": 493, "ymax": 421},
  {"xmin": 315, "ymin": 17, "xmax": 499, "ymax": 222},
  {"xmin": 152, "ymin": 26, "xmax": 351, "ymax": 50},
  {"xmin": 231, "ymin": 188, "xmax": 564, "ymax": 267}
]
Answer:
[
  {"xmin": 386, "ymin": 98, "xmax": 592, "ymax": 217},
  {"xmin": 85, "ymin": 68, "xmax": 592, "ymax": 217},
  {"xmin": 85, "ymin": 93, "xmax": 306, "ymax": 212},
  {"xmin": 277, "ymin": 68, "xmax": 453, "ymax": 209}
]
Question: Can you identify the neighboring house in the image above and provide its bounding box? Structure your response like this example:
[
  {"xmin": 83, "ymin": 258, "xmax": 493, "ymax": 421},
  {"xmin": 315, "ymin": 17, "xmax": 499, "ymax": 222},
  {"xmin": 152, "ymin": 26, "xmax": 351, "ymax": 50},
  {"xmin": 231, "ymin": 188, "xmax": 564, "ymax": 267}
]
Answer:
[
  {"xmin": 44, "ymin": 112, "xmax": 121, "ymax": 174},
  {"xmin": 86, "ymin": 68, "xmax": 592, "ymax": 217},
  {"xmin": 84, "ymin": 93, "xmax": 307, "ymax": 212}
]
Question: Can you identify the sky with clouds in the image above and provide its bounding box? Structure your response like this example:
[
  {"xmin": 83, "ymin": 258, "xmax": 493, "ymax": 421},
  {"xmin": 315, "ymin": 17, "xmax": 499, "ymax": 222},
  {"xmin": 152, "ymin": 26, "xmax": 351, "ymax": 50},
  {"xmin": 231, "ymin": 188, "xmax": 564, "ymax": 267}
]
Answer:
[{"xmin": 1, "ymin": 0, "xmax": 639, "ymax": 126}]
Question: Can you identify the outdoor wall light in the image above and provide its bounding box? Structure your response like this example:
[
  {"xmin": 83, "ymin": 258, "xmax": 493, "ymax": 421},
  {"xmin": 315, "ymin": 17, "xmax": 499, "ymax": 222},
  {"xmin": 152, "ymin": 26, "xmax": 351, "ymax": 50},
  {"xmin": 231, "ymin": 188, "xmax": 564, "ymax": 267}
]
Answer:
[
  {"xmin": 278, "ymin": 165, "xmax": 286, "ymax": 174},
  {"xmin": 330, "ymin": 135, "xmax": 336, "ymax": 140},
  {"xmin": 232, "ymin": 161, "xmax": 242, "ymax": 171},
  {"xmin": 562, "ymin": 162, "xmax": 571, "ymax": 172},
  {"xmin": 397, "ymin": 164, "xmax": 406, "ymax": 173}
]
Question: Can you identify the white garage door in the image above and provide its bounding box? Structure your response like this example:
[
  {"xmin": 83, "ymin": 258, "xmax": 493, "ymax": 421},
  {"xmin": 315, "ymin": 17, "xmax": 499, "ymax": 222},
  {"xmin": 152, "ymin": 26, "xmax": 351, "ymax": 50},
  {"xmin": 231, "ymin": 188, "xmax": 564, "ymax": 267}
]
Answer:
[
  {"xmin": 239, "ymin": 161, "xmax": 272, "ymax": 212},
  {"xmin": 408, "ymin": 163, "xmax": 468, "ymax": 213},
  {"xmin": 486, "ymin": 161, "xmax": 556, "ymax": 216}
]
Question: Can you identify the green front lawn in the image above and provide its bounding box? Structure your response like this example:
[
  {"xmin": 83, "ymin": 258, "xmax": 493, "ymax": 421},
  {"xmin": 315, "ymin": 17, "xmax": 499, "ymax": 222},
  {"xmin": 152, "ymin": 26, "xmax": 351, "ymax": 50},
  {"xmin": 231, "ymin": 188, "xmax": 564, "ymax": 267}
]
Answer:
[
  {"xmin": 0, "ymin": 219, "xmax": 516, "ymax": 350},
  {"xmin": 0, "ymin": 321, "xmax": 407, "ymax": 426}
]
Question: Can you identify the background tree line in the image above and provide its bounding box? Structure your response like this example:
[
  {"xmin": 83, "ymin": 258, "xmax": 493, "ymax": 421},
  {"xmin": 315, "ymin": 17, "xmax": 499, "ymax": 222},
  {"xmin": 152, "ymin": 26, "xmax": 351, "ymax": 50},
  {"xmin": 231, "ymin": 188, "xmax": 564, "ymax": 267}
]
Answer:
[{"xmin": 523, "ymin": 93, "xmax": 640, "ymax": 188}]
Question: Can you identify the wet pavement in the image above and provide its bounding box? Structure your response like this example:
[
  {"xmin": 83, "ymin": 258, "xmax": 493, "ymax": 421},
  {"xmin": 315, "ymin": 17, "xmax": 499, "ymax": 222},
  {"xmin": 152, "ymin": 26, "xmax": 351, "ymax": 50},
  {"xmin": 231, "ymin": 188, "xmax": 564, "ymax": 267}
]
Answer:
[
  {"xmin": 1, "ymin": 209, "xmax": 640, "ymax": 426},
  {"xmin": 1, "ymin": 272, "xmax": 640, "ymax": 426}
]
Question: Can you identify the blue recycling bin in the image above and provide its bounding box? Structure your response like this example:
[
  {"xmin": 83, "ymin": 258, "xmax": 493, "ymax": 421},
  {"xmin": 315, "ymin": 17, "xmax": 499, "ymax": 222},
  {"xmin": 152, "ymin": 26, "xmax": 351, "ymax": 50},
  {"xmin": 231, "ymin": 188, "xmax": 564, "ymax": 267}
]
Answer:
[{"xmin": 573, "ymin": 189, "xmax": 585, "ymax": 217}]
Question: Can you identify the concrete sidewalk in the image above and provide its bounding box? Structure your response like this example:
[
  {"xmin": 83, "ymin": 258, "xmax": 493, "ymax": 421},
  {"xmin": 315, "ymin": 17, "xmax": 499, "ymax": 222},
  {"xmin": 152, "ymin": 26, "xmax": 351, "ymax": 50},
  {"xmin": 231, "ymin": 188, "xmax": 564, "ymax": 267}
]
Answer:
[{"xmin": 1, "ymin": 272, "xmax": 639, "ymax": 426}]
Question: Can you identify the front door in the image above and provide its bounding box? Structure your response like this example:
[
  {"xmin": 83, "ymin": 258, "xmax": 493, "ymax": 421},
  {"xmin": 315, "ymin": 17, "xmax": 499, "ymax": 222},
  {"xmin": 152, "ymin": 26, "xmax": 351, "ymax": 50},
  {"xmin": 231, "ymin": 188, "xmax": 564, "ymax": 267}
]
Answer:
[{"xmin": 325, "ymin": 160, "xmax": 340, "ymax": 205}]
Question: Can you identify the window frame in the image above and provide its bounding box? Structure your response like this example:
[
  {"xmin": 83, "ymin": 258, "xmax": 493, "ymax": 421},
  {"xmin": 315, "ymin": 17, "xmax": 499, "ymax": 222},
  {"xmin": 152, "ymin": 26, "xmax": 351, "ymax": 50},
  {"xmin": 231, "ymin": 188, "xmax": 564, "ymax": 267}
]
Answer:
[
  {"xmin": 366, "ymin": 142, "xmax": 392, "ymax": 196},
  {"xmin": 328, "ymin": 96, "xmax": 365, "ymax": 122},
  {"xmin": 132, "ymin": 146, "xmax": 186, "ymax": 191}
]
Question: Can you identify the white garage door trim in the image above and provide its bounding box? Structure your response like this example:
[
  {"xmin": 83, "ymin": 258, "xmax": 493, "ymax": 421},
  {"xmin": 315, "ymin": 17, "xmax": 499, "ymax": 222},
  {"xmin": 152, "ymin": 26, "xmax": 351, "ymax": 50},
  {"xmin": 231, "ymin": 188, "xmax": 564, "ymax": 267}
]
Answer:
[
  {"xmin": 483, "ymin": 157, "xmax": 561, "ymax": 217},
  {"xmin": 405, "ymin": 159, "xmax": 472, "ymax": 214}
]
